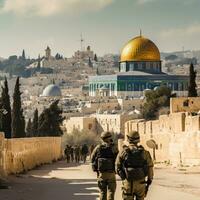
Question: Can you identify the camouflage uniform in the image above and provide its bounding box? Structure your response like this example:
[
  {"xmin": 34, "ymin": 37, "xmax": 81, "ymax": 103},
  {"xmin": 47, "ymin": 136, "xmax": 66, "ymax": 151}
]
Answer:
[
  {"xmin": 116, "ymin": 131, "xmax": 154, "ymax": 200},
  {"xmin": 74, "ymin": 145, "xmax": 80, "ymax": 163},
  {"xmin": 91, "ymin": 132, "xmax": 118, "ymax": 200},
  {"xmin": 64, "ymin": 145, "xmax": 71, "ymax": 163}
]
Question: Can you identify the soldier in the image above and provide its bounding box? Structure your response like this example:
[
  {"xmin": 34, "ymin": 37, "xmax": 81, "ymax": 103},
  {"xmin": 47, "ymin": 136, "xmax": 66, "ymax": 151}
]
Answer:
[
  {"xmin": 70, "ymin": 146, "xmax": 74, "ymax": 162},
  {"xmin": 91, "ymin": 131, "xmax": 118, "ymax": 200},
  {"xmin": 64, "ymin": 145, "xmax": 71, "ymax": 163},
  {"xmin": 89, "ymin": 144, "xmax": 95, "ymax": 159},
  {"xmin": 74, "ymin": 145, "xmax": 81, "ymax": 163},
  {"xmin": 116, "ymin": 131, "xmax": 154, "ymax": 200},
  {"xmin": 81, "ymin": 144, "xmax": 89, "ymax": 163}
]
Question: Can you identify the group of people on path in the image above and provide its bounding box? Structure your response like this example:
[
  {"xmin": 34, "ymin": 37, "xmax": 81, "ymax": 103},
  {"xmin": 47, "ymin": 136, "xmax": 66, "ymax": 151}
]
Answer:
[
  {"xmin": 64, "ymin": 144, "xmax": 95, "ymax": 163},
  {"xmin": 91, "ymin": 131, "xmax": 154, "ymax": 200}
]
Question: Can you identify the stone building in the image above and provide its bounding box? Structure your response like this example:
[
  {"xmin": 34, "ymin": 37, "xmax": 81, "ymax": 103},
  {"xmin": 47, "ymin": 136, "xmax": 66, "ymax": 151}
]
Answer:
[
  {"xmin": 63, "ymin": 117, "xmax": 96, "ymax": 134},
  {"xmin": 41, "ymin": 84, "xmax": 62, "ymax": 97},
  {"xmin": 78, "ymin": 98, "xmax": 144, "ymax": 115},
  {"xmin": 74, "ymin": 46, "xmax": 94, "ymax": 61},
  {"xmin": 170, "ymin": 97, "xmax": 200, "ymax": 113},
  {"xmin": 63, "ymin": 113, "xmax": 137, "ymax": 135},
  {"xmin": 45, "ymin": 46, "xmax": 52, "ymax": 60},
  {"xmin": 89, "ymin": 35, "xmax": 189, "ymax": 97}
]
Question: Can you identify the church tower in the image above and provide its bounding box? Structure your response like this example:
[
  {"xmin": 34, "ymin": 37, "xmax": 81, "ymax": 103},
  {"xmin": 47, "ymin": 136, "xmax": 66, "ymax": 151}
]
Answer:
[{"xmin": 45, "ymin": 46, "xmax": 51, "ymax": 60}]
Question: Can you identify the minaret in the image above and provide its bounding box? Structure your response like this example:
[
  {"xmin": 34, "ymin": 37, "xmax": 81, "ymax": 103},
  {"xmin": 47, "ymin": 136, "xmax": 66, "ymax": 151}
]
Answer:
[{"xmin": 45, "ymin": 46, "xmax": 51, "ymax": 60}]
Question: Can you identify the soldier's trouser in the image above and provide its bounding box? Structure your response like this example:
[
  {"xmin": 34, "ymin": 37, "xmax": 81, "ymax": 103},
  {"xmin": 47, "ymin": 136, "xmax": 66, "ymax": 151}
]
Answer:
[
  {"xmin": 122, "ymin": 179, "xmax": 146, "ymax": 200},
  {"xmin": 98, "ymin": 172, "xmax": 116, "ymax": 200}
]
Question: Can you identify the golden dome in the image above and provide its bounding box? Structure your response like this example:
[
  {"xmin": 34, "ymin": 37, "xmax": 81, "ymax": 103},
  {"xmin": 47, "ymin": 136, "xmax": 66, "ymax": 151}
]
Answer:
[{"xmin": 120, "ymin": 36, "xmax": 160, "ymax": 62}]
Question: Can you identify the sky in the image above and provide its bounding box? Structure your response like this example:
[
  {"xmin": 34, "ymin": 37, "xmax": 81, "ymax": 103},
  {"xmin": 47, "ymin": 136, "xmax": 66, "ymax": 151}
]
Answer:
[{"xmin": 0, "ymin": 0, "xmax": 200, "ymax": 58}]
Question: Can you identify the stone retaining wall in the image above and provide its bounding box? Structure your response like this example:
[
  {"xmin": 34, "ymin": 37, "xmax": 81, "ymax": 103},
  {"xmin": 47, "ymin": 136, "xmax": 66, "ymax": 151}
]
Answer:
[
  {"xmin": 0, "ymin": 133, "xmax": 62, "ymax": 176},
  {"xmin": 125, "ymin": 113, "xmax": 200, "ymax": 166}
]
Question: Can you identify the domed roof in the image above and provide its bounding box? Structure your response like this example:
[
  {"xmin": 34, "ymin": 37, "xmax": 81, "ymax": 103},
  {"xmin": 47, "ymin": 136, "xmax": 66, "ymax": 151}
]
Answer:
[
  {"xmin": 120, "ymin": 36, "xmax": 160, "ymax": 62},
  {"xmin": 41, "ymin": 84, "xmax": 62, "ymax": 97}
]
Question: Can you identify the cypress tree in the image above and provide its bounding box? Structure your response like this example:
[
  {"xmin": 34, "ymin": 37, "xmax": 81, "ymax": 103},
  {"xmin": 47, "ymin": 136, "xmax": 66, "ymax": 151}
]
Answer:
[
  {"xmin": 1, "ymin": 77, "xmax": 12, "ymax": 138},
  {"xmin": 32, "ymin": 109, "xmax": 38, "ymax": 136},
  {"xmin": 188, "ymin": 63, "xmax": 197, "ymax": 97},
  {"xmin": 96, "ymin": 67, "xmax": 100, "ymax": 75},
  {"xmin": 12, "ymin": 77, "xmax": 26, "ymax": 138},
  {"xmin": 88, "ymin": 57, "xmax": 93, "ymax": 68},
  {"xmin": 38, "ymin": 100, "xmax": 63, "ymax": 137},
  {"xmin": 94, "ymin": 54, "xmax": 98, "ymax": 62},
  {"xmin": 37, "ymin": 54, "xmax": 41, "ymax": 69},
  {"xmin": 22, "ymin": 49, "xmax": 26, "ymax": 60},
  {"xmin": 26, "ymin": 118, "xmax": 32, "ymax": 137},
  {"xmin": 38, "ymin": 108, "xmax": 51, "ymax": 137},
  {"xmin": 49, "ymin": 100, "xmax": 63, "ymax": 136}
]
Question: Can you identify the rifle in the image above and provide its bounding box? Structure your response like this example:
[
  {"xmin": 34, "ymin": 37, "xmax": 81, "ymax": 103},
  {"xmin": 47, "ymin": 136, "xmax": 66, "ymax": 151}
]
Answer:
[
  {"xmin": 144, "ymin": 180, "xmax": 152, "ymax": 197},
  {"xmin": 145, "ymin": 182, "xmax": 150, "ymax": 197}
]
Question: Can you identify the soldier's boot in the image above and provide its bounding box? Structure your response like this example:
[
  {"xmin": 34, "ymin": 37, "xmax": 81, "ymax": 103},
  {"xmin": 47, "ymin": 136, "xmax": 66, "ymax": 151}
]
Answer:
[{"xmin": 98, "ymin": 180, "xmax": 107, "ymax": 200}]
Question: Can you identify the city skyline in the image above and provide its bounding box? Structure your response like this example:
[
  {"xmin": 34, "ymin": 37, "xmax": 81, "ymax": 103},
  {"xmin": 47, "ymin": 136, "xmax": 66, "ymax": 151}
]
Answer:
[{"xmin": 0, "ymin": 0, "xmax": 200, "ymax": 58}]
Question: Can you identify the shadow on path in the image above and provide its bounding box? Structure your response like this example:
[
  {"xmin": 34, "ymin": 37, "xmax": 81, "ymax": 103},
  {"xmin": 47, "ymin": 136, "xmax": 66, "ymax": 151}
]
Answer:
[{"xmin": 0, "ymin": 161, "xmax": 99, "ymax": 200}]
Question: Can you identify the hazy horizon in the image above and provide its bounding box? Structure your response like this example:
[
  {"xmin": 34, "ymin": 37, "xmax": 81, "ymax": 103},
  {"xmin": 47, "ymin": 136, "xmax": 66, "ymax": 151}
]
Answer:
[{"xmin": 0, "ymin": 0, "xmax": 200, "ymax": 58}]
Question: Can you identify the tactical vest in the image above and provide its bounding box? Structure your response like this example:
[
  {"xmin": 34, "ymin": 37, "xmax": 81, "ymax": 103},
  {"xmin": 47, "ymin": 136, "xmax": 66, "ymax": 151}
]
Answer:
[
  {"xmin": 97, "ymin": 144, "xmax": 115, "ymax": 172},
  {"xmin": 123, "ymin": 146, "xmax": 148, "ymax": 181}
]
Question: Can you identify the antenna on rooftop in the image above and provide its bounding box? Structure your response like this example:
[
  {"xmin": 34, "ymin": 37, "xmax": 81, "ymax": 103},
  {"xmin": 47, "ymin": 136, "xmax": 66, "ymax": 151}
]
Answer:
[
  {"xmin": 80, "ymin": 33, "xmax": 84, "ymax": 51},
  {"xmin": 140, "ymin": 29, "xmax": 142, "ymax": 37}
]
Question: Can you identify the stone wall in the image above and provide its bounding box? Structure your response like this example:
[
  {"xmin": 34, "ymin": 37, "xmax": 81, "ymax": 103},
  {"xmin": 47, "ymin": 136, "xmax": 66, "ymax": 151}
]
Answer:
[
  {"xmin": 63, "ymin": 117, "xmax": 96, "ymax": 134},
  {"xmin": 0, "ymin": 133, "xmax": 62, "ymax": 176},
  {"xmin": 125, "ymin": 112, "xmax": 200, "ymax": 166},
  {"xmin": 0, "ymin": 133, "xmax": 6, "ymax": 178},
  {"xmin": 170, "ymin": 97, "xmax": 200, "ymax": 113}
]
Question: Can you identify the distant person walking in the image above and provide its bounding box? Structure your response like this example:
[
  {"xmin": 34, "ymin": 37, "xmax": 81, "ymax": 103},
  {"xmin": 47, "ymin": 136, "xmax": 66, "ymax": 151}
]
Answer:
[
  {"xmin": 70, "ymin": 146, "xmax": 74, "ymax": 162},
  {"xmin": 81, "ymin": 144, "xmax": 89, "ymax": 163},
  {"xmin": 74, "ymin": 145, "xmax": 80, "ymax": 163},
  {"xmin": 89, "ymin": 144, "xmax": 95, "ymax": 159},
  {"xmin": 64, "ymin": 145, "xmax": 71, "ymax": 163}
]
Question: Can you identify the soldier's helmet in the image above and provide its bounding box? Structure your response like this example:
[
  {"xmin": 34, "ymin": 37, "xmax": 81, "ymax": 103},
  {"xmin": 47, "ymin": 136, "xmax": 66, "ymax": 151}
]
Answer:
[
  {"xmin": 101, "ymin": 131, "xmax": 112, "ymax": 141},
  {"xmin": 127, "ymin": 131, "xmax": 140, "ymax": 144}
]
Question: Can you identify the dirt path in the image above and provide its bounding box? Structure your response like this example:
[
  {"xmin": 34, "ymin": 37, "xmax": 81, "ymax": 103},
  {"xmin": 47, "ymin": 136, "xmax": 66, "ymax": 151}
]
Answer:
[{"xmin": 1, "ymin": 161, "xmax": 200, "ymax": 200}]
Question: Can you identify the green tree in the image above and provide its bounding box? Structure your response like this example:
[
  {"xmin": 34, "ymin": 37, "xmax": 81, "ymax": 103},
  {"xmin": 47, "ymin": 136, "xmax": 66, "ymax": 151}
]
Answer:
[
  {"xmin": 94, "ymin": 54, "xmax": 98, "ymax": 62},
  {"xmin": 31, "ymin": 109, "xmax": 38, "ymax": 136},
  {"xmin": 38, "ymin": 100, "xmax": 63, "ymax": 137},
  {"xmin": 26, "ymin": 118, "xmax": 32, "ymax": 137},
  {"xmin": 88, "ymin": 57, "xmax": 93, "ymax": 68},
  {"xmin": 37, "ymin": 54, "xmax": 41, "ymax": 69},
  {"xmin": 22, "ymin": 49, "xmax": 26, "ymax": 60},
  {"xmin": 188, "ymin": 63, "xmax": 197, "ymax": 97},
  {"xmin": 142, "ymin": 86, "xmax": 172, "ymax": 120},
  {"xmin": 1, "ymin": 77, "xmax": 12, "ymax": 138},
  {"xmin": 96, "ymin": 67, "xmax": 100, "ymax": 75},
  {"xmin": 12, "ymin": 77, "xmax": 25, "ymax": 138}
]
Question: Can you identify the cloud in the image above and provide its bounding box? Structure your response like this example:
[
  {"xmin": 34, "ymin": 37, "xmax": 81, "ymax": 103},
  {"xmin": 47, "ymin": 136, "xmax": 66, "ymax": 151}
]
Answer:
[
  {"xmin": 158, "ymin": 24, "xmax": 200, "ymax": 52},
  {"xmin": 1, "ymin": 0, "xmax": 114, "ymax": 16},
  {"xmin": 160, "ymin": 24, "xmax": 200, "ymax": 38},
  {"xmin": 137, "ymin": 0, "xmax": 197, "ymax": 5},
  {"xmin": 137, "ymin": 0, "xmax": 155, "ymax": 4}
]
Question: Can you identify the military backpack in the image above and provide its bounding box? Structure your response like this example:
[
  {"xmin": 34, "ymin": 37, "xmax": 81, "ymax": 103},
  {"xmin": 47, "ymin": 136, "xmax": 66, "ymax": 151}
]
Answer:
[
  {"xmin": 123, "ymin": 146, "xmax": 148, "ymax": 181},
  {"xmin": 96, "ymin": 144, "xmax": 115, "ymax": 172}
]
